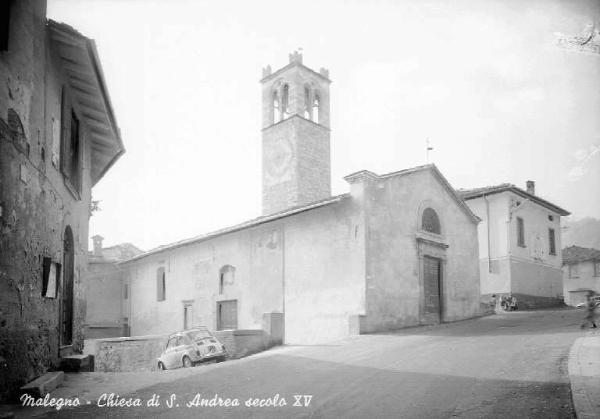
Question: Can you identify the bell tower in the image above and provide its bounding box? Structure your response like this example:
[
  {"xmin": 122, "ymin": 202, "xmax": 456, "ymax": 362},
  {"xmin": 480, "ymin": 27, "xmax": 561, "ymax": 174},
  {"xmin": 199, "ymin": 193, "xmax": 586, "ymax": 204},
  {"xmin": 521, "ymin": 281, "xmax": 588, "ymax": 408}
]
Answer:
[{"xmin": 261, "ymin": 51, "xmax": 331, "ymax": 215}]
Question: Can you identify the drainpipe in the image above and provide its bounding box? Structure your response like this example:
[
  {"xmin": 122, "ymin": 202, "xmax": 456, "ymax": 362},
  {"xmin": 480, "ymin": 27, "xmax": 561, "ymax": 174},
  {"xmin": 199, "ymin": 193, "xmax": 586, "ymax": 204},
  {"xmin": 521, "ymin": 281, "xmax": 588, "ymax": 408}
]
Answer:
[
  {"xmin": 484, "ymin": 195, "xmax": 492, "ymax": 273},
  {"xmin": 281, "ymin": 227, "xmax": 285, "ymax": 343}
]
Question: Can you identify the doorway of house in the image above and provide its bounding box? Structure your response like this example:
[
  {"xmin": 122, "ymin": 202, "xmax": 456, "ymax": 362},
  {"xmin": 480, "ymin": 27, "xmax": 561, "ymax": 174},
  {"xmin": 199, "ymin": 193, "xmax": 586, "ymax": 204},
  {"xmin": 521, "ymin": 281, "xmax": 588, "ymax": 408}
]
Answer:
[
  {"xmin": 61, "ymin": 226, "xmax": 74, "ymax": 345},
  {"xmin": 183, "ymin": 303, "xmax": 193, "ymax": 330},
  {"xmin": 216, "ymin": 300, "xmax": 238, "ymax": 330},
  {"xmin": 423, "ymin": 256, "xmax": 442, "ymax": 324}
]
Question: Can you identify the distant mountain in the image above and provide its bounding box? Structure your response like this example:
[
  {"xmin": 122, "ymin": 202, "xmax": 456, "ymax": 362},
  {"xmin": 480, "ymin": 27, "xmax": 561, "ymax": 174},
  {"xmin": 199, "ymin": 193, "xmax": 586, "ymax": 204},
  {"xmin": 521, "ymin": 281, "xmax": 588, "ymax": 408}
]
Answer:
[{"xmin": 562, "ymin": 217, "xmax": 600, "ymax": 250}]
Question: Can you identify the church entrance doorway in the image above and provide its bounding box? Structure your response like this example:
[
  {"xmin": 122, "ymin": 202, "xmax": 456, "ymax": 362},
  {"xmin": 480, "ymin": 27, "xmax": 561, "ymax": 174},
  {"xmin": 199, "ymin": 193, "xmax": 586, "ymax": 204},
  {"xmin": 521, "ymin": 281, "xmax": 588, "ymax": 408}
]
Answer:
[{"xmin": 423, "ymin": 256, "xmax": 442, "ymax": 323}]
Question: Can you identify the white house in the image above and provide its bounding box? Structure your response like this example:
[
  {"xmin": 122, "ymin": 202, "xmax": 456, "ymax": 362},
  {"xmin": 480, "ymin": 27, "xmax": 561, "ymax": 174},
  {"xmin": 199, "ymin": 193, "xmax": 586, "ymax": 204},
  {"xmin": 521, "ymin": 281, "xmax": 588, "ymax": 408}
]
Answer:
[{"xmin": 459, "ymin": 181, "xmax": 570, "ymax": 308}]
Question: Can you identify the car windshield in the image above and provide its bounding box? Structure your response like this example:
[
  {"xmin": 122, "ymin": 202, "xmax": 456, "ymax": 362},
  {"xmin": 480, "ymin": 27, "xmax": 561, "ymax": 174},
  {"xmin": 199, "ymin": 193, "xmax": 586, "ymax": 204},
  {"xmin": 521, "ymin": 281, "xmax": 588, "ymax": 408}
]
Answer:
[{"xmin": 187, "ymin": 330, "xmax": 212, "ymax": 341}]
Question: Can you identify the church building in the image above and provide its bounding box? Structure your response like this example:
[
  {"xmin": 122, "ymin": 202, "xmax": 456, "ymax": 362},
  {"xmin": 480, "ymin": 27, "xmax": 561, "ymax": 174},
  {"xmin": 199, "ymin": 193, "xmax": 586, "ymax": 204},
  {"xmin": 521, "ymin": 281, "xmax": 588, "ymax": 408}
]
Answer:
[{"xmin": 119, "ymin": 52, "xmax": 482, "ymax": 344}]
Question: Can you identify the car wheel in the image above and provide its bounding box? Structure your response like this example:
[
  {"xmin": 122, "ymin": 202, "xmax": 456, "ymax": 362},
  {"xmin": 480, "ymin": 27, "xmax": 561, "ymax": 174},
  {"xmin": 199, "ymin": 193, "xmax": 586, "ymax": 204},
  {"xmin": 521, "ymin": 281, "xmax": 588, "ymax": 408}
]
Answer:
[
  {"xmin": 182, "ymin": 356, "xmax": 193, "ymax": 368},
  {"xmin": 158, "ymin": 362, "xmax": 166, "ymax": 371}
]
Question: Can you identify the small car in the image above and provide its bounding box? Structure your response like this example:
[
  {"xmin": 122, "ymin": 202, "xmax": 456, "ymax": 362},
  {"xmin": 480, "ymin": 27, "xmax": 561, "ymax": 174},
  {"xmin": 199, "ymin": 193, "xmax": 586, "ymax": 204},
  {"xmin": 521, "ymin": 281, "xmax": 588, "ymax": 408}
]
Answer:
[{"xmin": 157, "ymin": 327, "xmax": 228, "ymax": 370}]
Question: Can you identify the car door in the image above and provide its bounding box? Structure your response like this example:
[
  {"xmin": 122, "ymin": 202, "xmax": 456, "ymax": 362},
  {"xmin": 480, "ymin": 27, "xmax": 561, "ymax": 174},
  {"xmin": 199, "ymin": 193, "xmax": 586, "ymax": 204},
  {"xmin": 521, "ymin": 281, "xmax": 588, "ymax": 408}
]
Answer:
[
  {"xmin": 164, "ymin": 337, "xmax": 178, "ymax": 369},
  {"xmin": 173, "ymin": 336, "xmax": 186, "ymax": 366}
]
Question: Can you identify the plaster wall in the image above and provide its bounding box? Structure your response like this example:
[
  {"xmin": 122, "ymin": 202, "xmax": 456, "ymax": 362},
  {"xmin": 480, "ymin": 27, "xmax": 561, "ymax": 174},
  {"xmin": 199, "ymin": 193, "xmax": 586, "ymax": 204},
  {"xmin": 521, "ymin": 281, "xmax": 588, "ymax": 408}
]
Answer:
[
  {"xmin": 507, "ymin": 192, "xmax": 563, "ymax": 299},
  {"xmin": 283, "ymin": 198, "xmax": 365, "ymax": 344},
  {"xmin": 124, "ymin": 224, "xmax": 285, "ymax": 337},
  {"xmin": 363, "ymin": 170, "xmax": 481, "ymax": 332},
  {"xmin": 124, "ymin": 197, "xmax": 365, "ymax": 345},
  {"xmin": 508, "ymin": 192, "xmax": 563, "ymax": 268},
  {"xmin": 0, "ymin": 0, "xmax": 93, "ymax": 401},
  {"xmin": 466, "ymin": 195, "xmax": 511, "ymax": 295},
  {"xmin": 86, "ymin": 262, "xmax": 123, "ymax": 335},
  {"xmin": 563, "ymin": 261, "xmax": 600, "ymax": 306},
  {"xmin": 510, "ymin": 260, "xmax": 563, "ymax": 300},
  {"xmin": 465, "ymin": 191, "xmax": 564, "ymax": 299}
]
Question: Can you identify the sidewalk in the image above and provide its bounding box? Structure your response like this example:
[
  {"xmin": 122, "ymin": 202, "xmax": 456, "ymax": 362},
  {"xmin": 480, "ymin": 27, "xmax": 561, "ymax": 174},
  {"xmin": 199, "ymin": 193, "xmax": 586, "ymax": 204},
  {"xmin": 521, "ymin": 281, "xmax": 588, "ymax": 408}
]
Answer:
[{"xmin": 568, "ymin": 330, "xmax": 600, "ymax": 419}]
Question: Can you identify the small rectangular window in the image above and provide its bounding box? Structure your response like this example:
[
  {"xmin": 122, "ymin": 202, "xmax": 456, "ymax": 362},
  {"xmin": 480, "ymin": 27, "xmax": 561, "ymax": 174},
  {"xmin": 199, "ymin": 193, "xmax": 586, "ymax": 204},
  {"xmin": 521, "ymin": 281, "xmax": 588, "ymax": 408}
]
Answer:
[
  {"xmin": 42, "ymin": 258, "xmax": 61, "ymax": 298},
  {"xmin": 595, "ymin": 262, "xmax": 600, "ymax": 277},
  {"xmin": 517, "ymin": 217, "xmax": 525, "ymax": 247},
  {"xmin": 124, "ymin": 283, "xmax": 129, "ymax": 300},
  {"xmin": 59, "ymin": 89, "xmax": 82, "ymax": 195},
  {"xmin": 548, "ymin": 228, "xmax": 556, "ymax": 255},
  {"xmin": 156, "ymin": 267, "xmax": 166, "ymax": 301}
]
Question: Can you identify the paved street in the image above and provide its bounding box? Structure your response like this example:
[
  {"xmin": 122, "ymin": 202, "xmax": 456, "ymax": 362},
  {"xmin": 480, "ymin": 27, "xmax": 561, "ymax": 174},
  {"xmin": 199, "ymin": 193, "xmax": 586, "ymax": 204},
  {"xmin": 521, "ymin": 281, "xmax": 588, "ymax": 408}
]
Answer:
[{"xmin": 42, "ymin": 309, "xmax": 583, "ymax": 418}]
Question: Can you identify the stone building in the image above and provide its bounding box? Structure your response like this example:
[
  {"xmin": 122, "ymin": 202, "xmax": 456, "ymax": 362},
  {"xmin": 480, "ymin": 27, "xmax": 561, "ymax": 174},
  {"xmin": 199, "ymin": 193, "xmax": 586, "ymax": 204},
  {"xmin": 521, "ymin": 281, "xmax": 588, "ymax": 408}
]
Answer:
[
  {"xmin": 459, "ymin": 182, "xmax": 570, "ymax": 307},
  {"xmin": 119, "ymin": 52, "xmax": 482, "ymax": 346},
  {"xmin": 86, "ymin": 236, "xmax": 142, "ymax": 339},
  {"xmin": 562, "ymin": 245, "xmax": 600, "ymax": 307},
  {"xmin": 0, "ymin": 1, "xmax": 123, "ymax": 400}
]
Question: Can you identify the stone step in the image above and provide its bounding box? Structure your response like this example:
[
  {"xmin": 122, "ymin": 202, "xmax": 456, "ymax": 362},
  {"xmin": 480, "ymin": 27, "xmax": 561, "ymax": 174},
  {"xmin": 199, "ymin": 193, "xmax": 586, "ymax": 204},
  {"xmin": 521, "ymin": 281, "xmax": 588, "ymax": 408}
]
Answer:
[
  {"xmin": 59, "ymin": 354, "xmax": 94, "ymax": 372},
  {"xmin": 20, "ymin": 371, "xmax": 64, "ymax": 398}
]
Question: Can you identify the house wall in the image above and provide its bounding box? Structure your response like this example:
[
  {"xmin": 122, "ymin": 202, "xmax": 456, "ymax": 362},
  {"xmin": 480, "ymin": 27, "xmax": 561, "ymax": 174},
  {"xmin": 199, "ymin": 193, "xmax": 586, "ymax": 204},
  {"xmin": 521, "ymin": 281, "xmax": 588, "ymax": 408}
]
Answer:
[
  {"xmin": 362, "ymin": 170, "xmax": 481, "ymax": 332},
  {"xmin": 465, "ymin": 191, "xmax": 564, "ymax": 300},
  {"xmin": 507, "ymin": 192, "xmax": 563, "ymax": 299},
  {"xmin": 563, "ymin": 261, "xmax": 600, "ymax": 306},
  {"xmin": 86, "ymin": 262, "xmax": 124, "ymax": 338},
  {"xmin": 466, "ymin": 195, "xmax": 511, "ymax": 295},
  {"xmin": 0, "ymin": 0, "xmax": 92, "ymax": 401}
]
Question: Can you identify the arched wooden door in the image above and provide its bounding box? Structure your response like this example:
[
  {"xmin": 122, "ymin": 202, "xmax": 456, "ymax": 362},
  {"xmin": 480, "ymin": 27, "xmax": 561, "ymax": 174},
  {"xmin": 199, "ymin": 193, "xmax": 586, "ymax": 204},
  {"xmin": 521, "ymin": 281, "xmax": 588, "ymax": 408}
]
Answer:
[{"xmin": 61, "ymin": 226, "xmax": 74, "ymax": 345}]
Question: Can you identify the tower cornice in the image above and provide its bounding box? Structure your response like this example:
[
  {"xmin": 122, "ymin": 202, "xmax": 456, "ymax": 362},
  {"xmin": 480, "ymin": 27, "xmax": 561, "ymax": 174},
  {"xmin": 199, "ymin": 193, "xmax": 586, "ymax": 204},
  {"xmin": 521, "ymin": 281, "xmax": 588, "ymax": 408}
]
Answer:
[
  {"xmin": 260, "ymin": 61, "xmax": 332, "ymax": 84},
  {"xmin": 261, "ymin": 114, "xmax": 331, "ymax": 132}
]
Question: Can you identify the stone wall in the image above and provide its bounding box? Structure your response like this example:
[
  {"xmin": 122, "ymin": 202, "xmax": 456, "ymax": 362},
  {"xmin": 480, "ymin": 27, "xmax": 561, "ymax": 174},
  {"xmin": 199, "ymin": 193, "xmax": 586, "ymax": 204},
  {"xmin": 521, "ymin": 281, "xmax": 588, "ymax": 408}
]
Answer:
[
  {"xmin": 213, "ymin": 330, "xmax": 267, "ymax": 359},
  {"xmin": 0, "ymin": 0, "xmax": 92, "ymax": 401},
  {"xmin": 94, "ymin": 335, "xmax": 168, "ymax": 372},
  {"xmin": 94, "ymin": 329, "xmax": 277, "ymax": 372}
]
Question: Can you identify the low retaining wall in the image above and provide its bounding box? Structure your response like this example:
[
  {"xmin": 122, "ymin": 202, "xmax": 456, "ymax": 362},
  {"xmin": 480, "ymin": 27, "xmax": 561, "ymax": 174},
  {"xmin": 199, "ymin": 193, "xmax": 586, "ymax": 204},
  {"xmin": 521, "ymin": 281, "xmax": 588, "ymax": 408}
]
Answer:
[
  {"xmin": 94, "ymin": 325, "xmax": 281, "ymax": 372},
  {"xmin": 213, "ymin": 330, "xmax": 268, "ymax": 359},
  {"xmin": 512, "ymin": 293, "xmax": 564, "ymax": 310},
  {"xmin": 94, "ymin": 335, "xmax": 167, "ymax": 372}
]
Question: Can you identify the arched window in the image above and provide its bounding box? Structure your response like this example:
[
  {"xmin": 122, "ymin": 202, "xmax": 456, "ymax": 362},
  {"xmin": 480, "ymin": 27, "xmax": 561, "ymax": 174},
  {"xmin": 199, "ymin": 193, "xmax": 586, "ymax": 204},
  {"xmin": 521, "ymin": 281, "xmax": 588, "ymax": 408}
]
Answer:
[
  {"xmin": 219, "ymin": 265, "xmax": 235, "ymax": 294},
  {"xmin": 422, "ymin": 208, "xmax": 441, "ymax": 234},
  {"xmin": 282, "ymin": 84, "xmax": 290, "ymax": 119},
  {"xmin": 272, "ymin": 91, "xmax": 280, "ymax": 124},
  {"xmin": 312, "ymin": 94, "xmax": 320, "ymax": 123},
  {"xmin": 304, "ymin": 86, "xmax": 311, "ymax": 119}
]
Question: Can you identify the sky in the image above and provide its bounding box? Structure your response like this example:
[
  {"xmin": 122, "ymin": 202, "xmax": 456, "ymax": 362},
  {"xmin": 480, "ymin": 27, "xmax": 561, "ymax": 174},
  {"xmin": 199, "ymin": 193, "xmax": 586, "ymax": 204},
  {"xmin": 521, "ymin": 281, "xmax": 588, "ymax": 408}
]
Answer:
[{"xmin": 47, "ymin": 0, "xmax": 600, "ymax": 252}]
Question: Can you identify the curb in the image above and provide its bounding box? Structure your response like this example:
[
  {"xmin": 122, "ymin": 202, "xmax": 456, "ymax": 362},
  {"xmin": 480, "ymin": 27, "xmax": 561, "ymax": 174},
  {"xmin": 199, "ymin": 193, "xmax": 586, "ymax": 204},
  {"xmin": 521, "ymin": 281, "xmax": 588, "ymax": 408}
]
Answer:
[{"xmin": 568, "ymin": 332, "xmax": 600, "ymax": 419}]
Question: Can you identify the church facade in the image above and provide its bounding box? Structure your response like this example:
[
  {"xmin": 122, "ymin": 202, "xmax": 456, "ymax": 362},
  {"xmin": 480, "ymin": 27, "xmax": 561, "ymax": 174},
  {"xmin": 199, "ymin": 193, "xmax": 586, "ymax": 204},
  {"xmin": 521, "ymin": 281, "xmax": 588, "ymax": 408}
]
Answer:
[{"xmin": 119, "ymin": 53, "xmax": 482, "ymax": 344}]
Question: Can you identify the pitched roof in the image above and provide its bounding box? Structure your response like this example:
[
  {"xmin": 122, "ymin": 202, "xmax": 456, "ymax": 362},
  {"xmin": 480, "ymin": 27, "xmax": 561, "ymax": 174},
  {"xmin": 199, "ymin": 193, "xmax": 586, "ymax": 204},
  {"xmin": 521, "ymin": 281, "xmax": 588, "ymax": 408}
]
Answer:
[
  {"xmin": 458, "ymin": 184, "xmax": 570, "ymax": 216},
  {"xmin": 122, "ymin": 193, "xmax": 350, "ymax": 264},
  {"xmin": 358, "ymin": 164, "xmax": 480, "ymax": 224},
  {"xmin": 562, "ymin": 245, "xmax": 600, "ymax": 265},
  {"xmin": 47, "ymin": 20, "xmax": 125, "ymax": 186}
]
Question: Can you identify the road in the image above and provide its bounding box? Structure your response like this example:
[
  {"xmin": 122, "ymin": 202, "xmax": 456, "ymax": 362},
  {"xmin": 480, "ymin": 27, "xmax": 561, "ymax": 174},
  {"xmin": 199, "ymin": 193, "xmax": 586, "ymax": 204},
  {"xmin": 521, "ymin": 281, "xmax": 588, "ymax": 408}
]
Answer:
[{"xmin": 47, "ymin": 309, "xmax": 583, "ymax": 418}]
